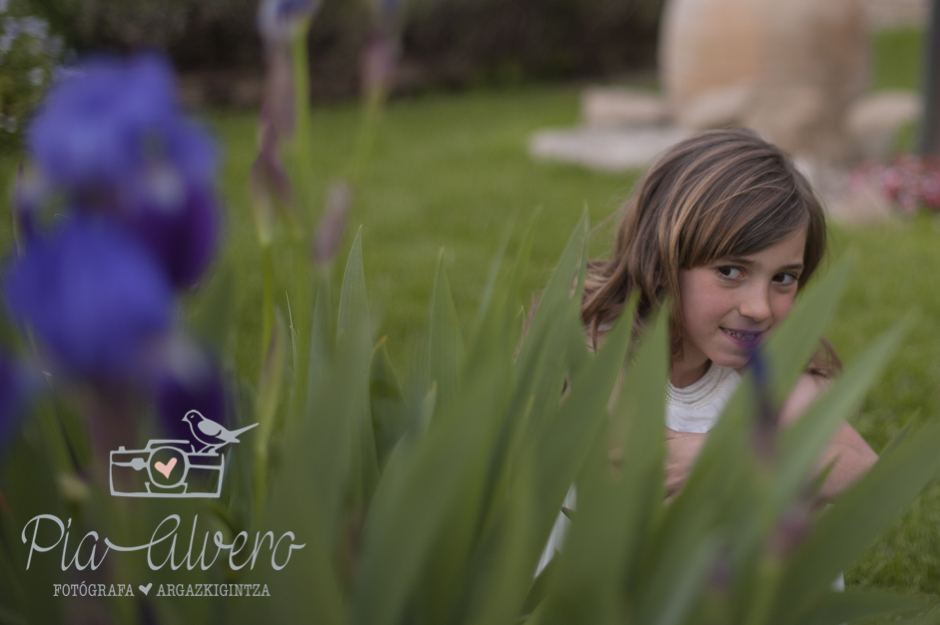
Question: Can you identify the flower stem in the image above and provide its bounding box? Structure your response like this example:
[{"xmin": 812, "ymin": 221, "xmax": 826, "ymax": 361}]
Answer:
[
  {"xmin": 290, "ymin": 30, "xmax": 315, "ymax": 234},
  {"xmin": 260, "ymin": 243, "xmax": 275, "ymax": 372},
  {"xmin": 347, "ymin": 88, "xmax": 384, "ymax": 188}
]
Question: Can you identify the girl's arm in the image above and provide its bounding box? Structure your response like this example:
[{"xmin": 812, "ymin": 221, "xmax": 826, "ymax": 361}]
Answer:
[
  {"xmin": 665, "ymin": 428, "xmax": 706, "ymax": 499},
  {"xmin": 778, "ymin": 373, "xmax": 878, "ymax": 502},
  {"xmin": 664, "ymin": 374, "xmax": 878, "ymax": 501}
]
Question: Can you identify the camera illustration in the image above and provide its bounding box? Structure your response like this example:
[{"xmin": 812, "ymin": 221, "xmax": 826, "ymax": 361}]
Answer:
[{"xmin": 109, "ymin": 410, "xmax": 258, "ymax": 499}]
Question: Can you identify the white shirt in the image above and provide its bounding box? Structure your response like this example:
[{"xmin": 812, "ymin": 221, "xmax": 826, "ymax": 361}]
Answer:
[
  {"xmin": 665, "ymin": 363, "xmax": 741, "ymax": 433},
  {"xmin": 535, "ymin": 363, "xmax": 739, "ymax": 576}
]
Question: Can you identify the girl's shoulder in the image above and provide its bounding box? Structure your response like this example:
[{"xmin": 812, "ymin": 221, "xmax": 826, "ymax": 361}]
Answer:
[{"xmin": 779, "ymin": 372, "xmax": 830, "ymax": 425}]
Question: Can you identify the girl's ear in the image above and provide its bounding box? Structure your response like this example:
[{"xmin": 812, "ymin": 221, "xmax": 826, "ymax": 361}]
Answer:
[{"xmin": 806, "ymin": 338, "xmax": 841, "ymax": 379}]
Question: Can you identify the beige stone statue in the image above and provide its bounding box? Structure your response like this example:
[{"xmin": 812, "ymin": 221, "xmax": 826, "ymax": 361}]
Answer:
[{"xmin": 660, "ymin": 0, "xmax": 869, "ymax": 160}]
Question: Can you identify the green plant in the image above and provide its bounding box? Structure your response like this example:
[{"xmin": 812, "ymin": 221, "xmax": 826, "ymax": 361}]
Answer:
[
  {"xmin": 222, "ymin": 209, "xmax": 937, "ymax": 625},
  {"xmin": 0, "ymin": 0, "xmax": 64, "ymax": 149}
]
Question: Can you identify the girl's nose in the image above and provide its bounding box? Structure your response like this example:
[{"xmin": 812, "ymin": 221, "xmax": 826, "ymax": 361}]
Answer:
[{"xmin": 739, "ymin": 283, "xmax": 772, "ymax": 323}]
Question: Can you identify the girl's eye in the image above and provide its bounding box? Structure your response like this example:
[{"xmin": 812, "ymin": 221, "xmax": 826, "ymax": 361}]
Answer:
[
  {"xmin": 717, "ymin": 266, "xmax": 742, "ymax": 279},
  {"xmin": 774, "ymin": 273, "xmax": 798, "ymax": 286}
]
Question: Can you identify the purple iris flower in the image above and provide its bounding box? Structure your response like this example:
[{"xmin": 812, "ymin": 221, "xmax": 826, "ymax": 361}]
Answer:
[
  {"xmin": 156, "ymin": 346, "xmax": 227, "ymax": 442},
  {"xmin": 3, "ymin": 217, "xmax": 173, "ymax": 382},
  {"xmin": 28, "ymin": 55, "xmax": 178, "ymax": 187},
  {"xmin": 126, "ymin": 175, "xmax": 219, "ymax": 289},
  {"xmin": 27, "ymin": 54, "xmax": 219, "ymax": 289}
]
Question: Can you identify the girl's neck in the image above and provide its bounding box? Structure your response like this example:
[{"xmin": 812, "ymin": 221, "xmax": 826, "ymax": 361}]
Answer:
[{"xmin": 670, "ymin": 357, "xmax": 712, "ymax": 389}]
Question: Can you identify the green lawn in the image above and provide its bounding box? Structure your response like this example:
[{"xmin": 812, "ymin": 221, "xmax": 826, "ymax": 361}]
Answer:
[
  {"xmin": 206, "ymin": 88, "xmax": 637, "ymax": 382},
  {"xmin": 872, "ymin": 26, "xmax": 925, "ymax": 93},
  {"xmin": 0, "ymin": 24, "xmax": 936, "ymax": 601}
]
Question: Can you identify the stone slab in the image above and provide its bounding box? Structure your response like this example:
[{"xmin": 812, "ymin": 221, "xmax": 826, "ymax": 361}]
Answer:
[
  {"xmin": 528, "ymin": 126, "xmax": 694, "ymax": 171},
  {"xmin": 581, "ymin": 88, "xmax": 670, "ymax": 127},
  {"xmin": 848, "ymin": 90, "xmax": 922, "ymax": 160}
]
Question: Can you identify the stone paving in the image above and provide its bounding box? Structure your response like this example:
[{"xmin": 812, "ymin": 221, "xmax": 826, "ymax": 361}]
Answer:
[{"xmin": 529, "ymin": 125, "xmax": 693, "ymax": 171}]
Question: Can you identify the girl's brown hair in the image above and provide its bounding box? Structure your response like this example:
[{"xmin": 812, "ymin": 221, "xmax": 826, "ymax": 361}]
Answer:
[{"xmin": 581, "ymin": 128, "xmax": 835, "ymax": 375}]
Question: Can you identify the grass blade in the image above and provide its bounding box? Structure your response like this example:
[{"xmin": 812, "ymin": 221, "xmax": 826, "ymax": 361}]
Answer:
[
  {"xmin": 428, "ymin": 251, "xmax": 465, "ymax": 417},
  {"xmin": 370, "ymin": 337, "xmax": 407, "ymax": 469},
  {"xmin": 337, "ymin": 226, "xmax": 371, "ymax": 339}
]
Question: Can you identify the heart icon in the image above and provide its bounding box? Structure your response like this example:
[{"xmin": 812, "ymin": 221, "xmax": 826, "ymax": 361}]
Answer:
[
  {"xmin": 139, "ymin": 583, "xmax": 152, "ymax": 596},
  {"xmin": 154, "ymin": 457, "xmax": 177, "ymax": 479}
]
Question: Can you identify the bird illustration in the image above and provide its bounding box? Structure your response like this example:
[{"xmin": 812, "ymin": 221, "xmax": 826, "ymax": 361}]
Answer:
[{"xmin": 182, "ymin": 410, "xmax": 259, "ymax": 453}]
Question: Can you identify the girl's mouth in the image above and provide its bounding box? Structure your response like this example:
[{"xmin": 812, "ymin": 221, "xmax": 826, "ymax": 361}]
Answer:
[{"xmin": 721, "ymin": 327, "xmax": 763, "ymax": 344}]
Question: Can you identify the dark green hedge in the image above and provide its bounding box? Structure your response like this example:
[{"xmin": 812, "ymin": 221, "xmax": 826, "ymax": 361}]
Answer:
[{"xmin": 25, "ymin": 0, "xmax": 663, "ymax": 99}]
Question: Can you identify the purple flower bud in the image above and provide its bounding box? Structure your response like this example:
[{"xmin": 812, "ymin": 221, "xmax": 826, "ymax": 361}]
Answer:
[
  {"xmin": 250, "ymin": 112, "xmax": 295, "ymax": 232},
  {"xmin": 707, "ymin": 547, "xmax": 734, "ymax": 593},
  {"xmin": 261, "ymin": 51, "xmax": 296, "ymax": 138},
  {"xmin": 3, "ymin": 217, "xmax": 173, "ymax": 382},
  {"xmin": 313, "ymin": 181, "xmax": 350, "ymax": 265},
  {"xmin": 768, "ymin": 489, "xmax": 815, "ymax": 559},
  {"xmin": 156, "ymin": 340, "xmax": 227, "ymax": 442},
  {"xmin": 258, "ymin": 0, "xmax": 320, "ymax": 46},
  {"xmin": 361, "ymin": 29, "xmax": 398, "ymax": 98},
  {"xmin": 748, "ymin": 347, "xmax": 778, "ymax": 463},
  {"xmin": 748, "ymin": 347, "xmax": 767, "ymax": 387},
  {"xmin": 770, "ymin": 511, "xmax": 811, "ymax": 558}
]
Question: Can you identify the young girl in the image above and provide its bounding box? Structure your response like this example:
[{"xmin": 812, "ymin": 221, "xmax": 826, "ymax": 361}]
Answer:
[{"xmin": 536, "ymin": 128, "xmax": 877, "ymax": 575}]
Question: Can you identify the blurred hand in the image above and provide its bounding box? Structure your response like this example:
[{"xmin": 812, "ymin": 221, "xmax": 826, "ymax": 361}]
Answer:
[{"xmin": 665, "ymin": 428, "xmax": 707, "ymax": 500}]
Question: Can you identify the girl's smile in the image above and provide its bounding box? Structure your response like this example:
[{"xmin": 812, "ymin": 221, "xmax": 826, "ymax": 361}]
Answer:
[
  {"xmin": 671, "ymin": 227, "xmax": 807, "ymax": 388},
  {"xmin": 719, "ymin": 327, "xmax": 763, "ymax": 345}
]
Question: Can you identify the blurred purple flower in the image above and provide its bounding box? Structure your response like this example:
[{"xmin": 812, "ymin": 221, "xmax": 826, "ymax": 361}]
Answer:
[
  {"xmin": 27, "ymin": 54, "xmax": 220, "ymax": 289},
  {"xmin": 749, "ymin": 347, "xmax": 768, "ymax": 388},
  {"xmin": 30, "ymin": 55, "xmax": 178, "ymax": 186},
  {"xmin": 361, "ymin": 29, "xmax": 398, "ymax": 99},
  {"xmin": 707, "ymin": 546, "xmax": 733, "ymax": 594},
  {"xmin": 313, "ymin": 181, "xmax": 350, "ymax": 264},
  {"xmin": 250, "ymin": 109, "xmax": 295, "ymax": 233},
  {"xmin": 3, "ymin": 217, "xmax": 173, "ymax": 382},
  {"xmin": 748, "ymin": 347, "xmax": 778, "ymax": 463},
  {"xmin": 258, "ymin": 0, "xmax": 320, "ymax": 46},
  {"xmin": 126, "ymin": 174, "xmax": 219, "ymax": 289},
  {"xmin": 156, "ymin": 341, "xmax": 227, "ymax": 442},
  {"xmin": 261, "ymin": 48, "xmax": 296, "ymax": 137},
  {"xmin": 769, "ymin": 487, "xmax": 816, "ymax": 559}
]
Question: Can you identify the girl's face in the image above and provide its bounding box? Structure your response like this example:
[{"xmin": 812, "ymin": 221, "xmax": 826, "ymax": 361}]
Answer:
[{"xmin": 671, "ymin": 228, "xmax": 807, "ymax": 387}]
